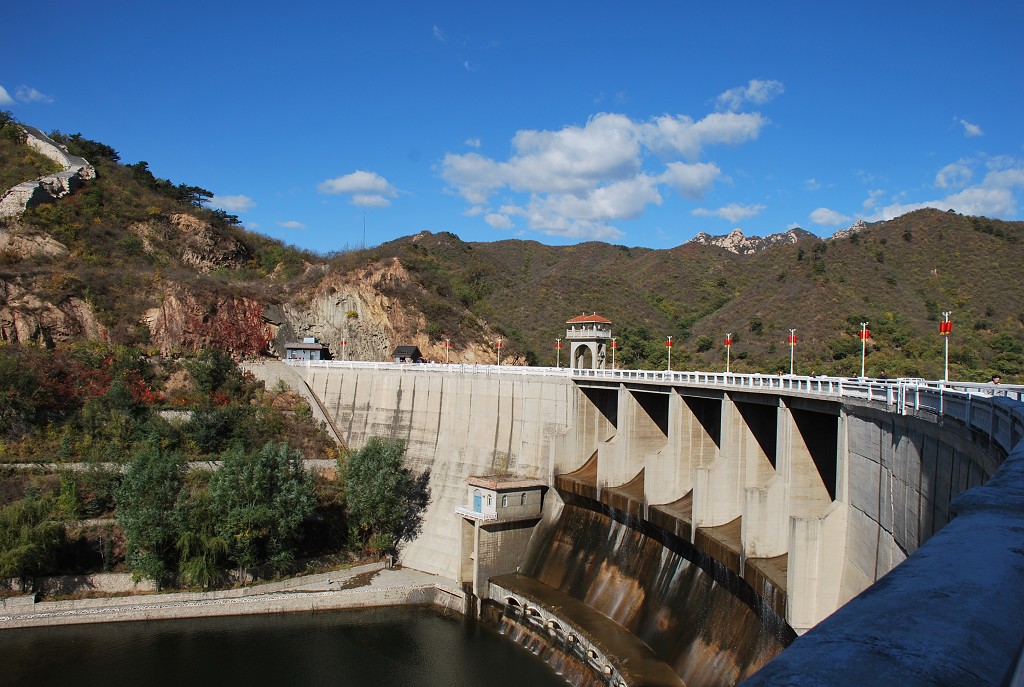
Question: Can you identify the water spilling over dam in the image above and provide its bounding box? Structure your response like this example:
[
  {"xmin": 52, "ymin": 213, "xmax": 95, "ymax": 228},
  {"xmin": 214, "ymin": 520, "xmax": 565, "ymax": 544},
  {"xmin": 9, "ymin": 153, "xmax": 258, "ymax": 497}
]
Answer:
[{"xmin": 491, "ymin": 494, "xmax": 794, "ymax": 686}]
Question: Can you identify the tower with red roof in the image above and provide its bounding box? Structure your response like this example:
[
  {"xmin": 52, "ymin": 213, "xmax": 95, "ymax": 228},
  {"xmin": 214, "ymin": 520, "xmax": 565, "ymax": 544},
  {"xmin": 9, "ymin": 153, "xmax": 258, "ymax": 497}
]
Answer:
[{"xmin": 565, "ymin": 312, "xmax": 612, "ymax": 370}]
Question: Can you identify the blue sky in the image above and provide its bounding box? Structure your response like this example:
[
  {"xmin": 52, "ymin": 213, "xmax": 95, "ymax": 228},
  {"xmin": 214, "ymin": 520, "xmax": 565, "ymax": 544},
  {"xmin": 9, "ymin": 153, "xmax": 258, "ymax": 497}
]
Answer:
[{"xmin": 3, "ymin": 2, "xmax": 1022, "ymax": 252}]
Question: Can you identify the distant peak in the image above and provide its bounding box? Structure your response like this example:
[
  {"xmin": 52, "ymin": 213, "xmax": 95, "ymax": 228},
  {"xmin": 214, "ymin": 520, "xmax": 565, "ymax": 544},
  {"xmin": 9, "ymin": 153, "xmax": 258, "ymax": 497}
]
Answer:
[
  {"xmin": 830, "ymin": 219, "xmax": 869, "ymax": 240},
  {"xmin": 687, "ymin": 226, "xmax": 815, "ymax": 254}
]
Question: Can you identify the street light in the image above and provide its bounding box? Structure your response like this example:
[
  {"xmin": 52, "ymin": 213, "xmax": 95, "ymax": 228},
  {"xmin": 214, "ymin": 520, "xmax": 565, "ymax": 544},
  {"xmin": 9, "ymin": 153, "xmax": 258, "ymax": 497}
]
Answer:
[
  {"xmin": 859, "ymin": 322, "xmax": 870, "ymax": 378},
  {"xmin": 940, "ymin": 311, "xmax": 952, "ymax": 381},
  {"xmin": 666, "ymin": 335, "xmax": 673, "ymax": 371},
  {"xmin": 611, "ymin": 337, "xmax": 617, "ymax": 370},
  {"xmin": 555, "ymin": 338, "xmax": 562, "ymax": 368},
  {"xmin": 340, "ymin": 339, "xmax": 347, "ymax": 362},
  {"xmin": 444, "ymin": 338, "xmax": 451, "ymax": 364},
  {"xmin": 788, "ymin": 329, "xmax": 797, "ymax": 376},
  {"xmin": 496, "ymin": 336, "xmax": 503, "ymax": 366},
  {"xmin": 724, "ymin": 333, "xmax": 733, "ymax": 374}
]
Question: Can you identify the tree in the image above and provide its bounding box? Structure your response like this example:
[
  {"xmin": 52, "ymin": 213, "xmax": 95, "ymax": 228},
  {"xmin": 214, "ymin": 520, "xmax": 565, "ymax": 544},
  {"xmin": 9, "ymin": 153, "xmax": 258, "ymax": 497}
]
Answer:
[
  {"xmin": 116, "ymin": 442, "xmax": 185, "ymax": 588},
  {"xmin": 209, "ymin": 442, "xmax": 315, "ymax": 580},
  {"xmin": 176, "ymin": 490, "xmax": 227, "ymax": 590},
  {"xmin": 344, "ymin": 437, "xmax": 430, "ymax": 555},
  {"xmin": 0, "ymin": 496, "xmax": 64, "ymax": 589}
]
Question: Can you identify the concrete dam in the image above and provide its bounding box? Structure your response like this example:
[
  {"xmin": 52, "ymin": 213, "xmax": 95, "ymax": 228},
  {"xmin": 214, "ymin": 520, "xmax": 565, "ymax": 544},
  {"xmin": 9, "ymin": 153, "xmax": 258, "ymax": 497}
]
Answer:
[{"xmin": 290, "ymin": 361, "xmax": 1024, "ymax": 686}]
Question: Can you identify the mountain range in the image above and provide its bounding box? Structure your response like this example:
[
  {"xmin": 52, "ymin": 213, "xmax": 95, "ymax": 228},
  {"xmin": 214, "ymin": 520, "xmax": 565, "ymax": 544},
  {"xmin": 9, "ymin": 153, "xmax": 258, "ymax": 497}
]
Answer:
[{"xmin": 1, "ymin": 116, "xmax": 1022, "ymax": 382}]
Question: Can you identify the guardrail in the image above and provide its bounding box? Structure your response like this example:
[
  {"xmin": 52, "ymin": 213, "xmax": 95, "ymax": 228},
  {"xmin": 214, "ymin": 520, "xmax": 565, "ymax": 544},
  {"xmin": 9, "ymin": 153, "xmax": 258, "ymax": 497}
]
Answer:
[{"xmin": 286, "ymin": 360, "xmax": 1024, "ymax": 455}]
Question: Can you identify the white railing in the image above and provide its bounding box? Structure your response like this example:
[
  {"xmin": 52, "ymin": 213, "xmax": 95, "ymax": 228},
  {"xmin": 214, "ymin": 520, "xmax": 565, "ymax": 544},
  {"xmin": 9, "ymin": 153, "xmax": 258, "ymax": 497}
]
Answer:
[
  {"xmin": 286, "ymin": 359, "xmax": 1024, "ymax": 454},
  {"xmin": 454, "ymin": 505, "xmax": 497, "ymax": 521}
]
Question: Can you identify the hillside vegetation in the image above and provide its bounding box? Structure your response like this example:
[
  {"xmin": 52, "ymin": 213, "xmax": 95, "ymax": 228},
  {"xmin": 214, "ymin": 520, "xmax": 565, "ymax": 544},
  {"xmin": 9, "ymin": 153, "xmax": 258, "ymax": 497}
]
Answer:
[
  {"xmin": 372, "ymin": 213, "xmax": 1024, "ymax": 381},
  {"xmin": 1, "ymin": 113, "xmax": 1022, "ymax": 382}
]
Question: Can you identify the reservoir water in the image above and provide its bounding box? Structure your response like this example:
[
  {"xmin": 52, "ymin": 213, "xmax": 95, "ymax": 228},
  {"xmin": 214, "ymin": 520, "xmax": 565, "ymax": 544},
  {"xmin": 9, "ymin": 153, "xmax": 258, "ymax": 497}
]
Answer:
[{"xmin": 0, "ymin": 606, "xmax": 568, "ymax": 687}]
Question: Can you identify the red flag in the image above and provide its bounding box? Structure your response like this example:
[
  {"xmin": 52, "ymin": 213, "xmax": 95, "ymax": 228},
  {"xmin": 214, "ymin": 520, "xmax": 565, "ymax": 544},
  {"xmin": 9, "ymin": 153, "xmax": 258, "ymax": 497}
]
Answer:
[{"xmin": 724, "ymin": 336, "xmax": 733, "ymax": 347}]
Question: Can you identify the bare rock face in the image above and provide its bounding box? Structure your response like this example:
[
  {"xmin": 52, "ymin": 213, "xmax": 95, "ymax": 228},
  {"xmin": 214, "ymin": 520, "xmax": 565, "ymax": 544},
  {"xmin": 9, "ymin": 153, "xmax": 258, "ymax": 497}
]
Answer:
[
  {"xmin": 830, "ymin": 219, "xmax": 869, "ymax": 240},
  {"xmin": 0, "ymin": 280, "xmax": 108, "ymax": 344},
  {"xmin": 688, "ymin": 227, "xmax": 817, "ymax": 254},
  {"xmin": 0, "ymin": 220, "xmax": 70, "ymax": 260},
  {"xmin": 142, "ymin": 286, "xmax": 271, "ymax": 356},
  {"xmin": 278, "ymin": 257, "xmax": 508, "ymax": 364}
]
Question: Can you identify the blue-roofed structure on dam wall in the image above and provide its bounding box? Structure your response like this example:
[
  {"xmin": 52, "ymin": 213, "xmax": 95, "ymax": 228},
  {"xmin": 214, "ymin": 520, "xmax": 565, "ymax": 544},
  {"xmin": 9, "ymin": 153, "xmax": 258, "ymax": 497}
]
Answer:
[{"xmin": 285, "ymin": 358, "xmax": 1024, "ymax": 686}]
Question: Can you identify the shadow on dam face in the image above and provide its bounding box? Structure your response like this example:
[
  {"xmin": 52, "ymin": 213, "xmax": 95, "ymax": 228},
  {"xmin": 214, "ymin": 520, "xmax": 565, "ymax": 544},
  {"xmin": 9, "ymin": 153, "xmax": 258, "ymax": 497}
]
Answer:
[{"xmin": 492, "ymin": 495, "xmax": 795, "ymax": 686}]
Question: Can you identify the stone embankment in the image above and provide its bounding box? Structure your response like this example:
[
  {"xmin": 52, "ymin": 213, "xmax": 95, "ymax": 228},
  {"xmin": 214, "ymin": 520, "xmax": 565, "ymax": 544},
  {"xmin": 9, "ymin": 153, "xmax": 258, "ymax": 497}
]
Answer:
[
  {"xmin": 0, "ymin": 125, "xmax": 96, "ymax": 218},
  {"xmin": 0, "ymin": 562, "xmax": 466, "ymax": 630}
]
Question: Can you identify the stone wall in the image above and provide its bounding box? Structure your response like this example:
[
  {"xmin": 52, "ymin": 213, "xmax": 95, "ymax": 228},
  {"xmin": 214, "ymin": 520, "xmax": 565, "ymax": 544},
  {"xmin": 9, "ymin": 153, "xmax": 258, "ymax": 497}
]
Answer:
[{"xmin": 0, "ymin": 125, "xmax": 96, "ymax": 219}]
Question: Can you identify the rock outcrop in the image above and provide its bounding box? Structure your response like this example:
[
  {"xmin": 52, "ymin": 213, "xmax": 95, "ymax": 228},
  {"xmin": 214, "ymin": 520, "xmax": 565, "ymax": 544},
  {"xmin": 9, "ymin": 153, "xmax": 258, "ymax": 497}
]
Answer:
[
  {"xmin": 0, "ymin": 280, "xmax": 109, "ymax": 345},
  {"xmin": 128, "ymin": 213, "xmax": 250, "ymax": 273},
  {"xmin": 830, "ymin": 219, "xmax": 870, "ymax": 240},
  {"xmin": 687, "ymin": 227, "xmax": 818, "ymax": 254},
  {"xmin": 0, "ymin": 126, "xmax": 96, "ymax": 219},
  {"xmin": 277, "ymin": 258, "xmax": 504, "ymax": 364}
]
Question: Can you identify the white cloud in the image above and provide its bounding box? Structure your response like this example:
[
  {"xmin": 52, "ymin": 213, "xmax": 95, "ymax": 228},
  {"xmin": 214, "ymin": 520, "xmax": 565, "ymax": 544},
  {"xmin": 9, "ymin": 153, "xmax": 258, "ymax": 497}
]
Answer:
[
  {"xmin": 692, "ymin": 203, "xmax": 765, "ymax": 223},
  {"xmin": 505, "ymin": 113, "xmax": 641, "ymax": 192},
  {"xmin": 810, "ymin": 207, "xmax": 852, "ymax": 227},
  {"xmin": 15, "ymin": 86, "xmax": 52, "ymax": 104},
  {"xmin": 804, "ymin": 178, "xmax": 821, "ymax": 191},
  {"xmin": 440, "ymin": 109, "xmax": 768, "ymax": 240},
  {"xmin": 465, "ymin": 137, "xmax": 481, "ymax": 149},
  {"xmin": 210, "ymin": 194, "xmax": 254, "ymax": 212},
  {"xmin": 641, "ymin": 112, "xmax": 768, "ymax": 161},
  {"xmin": 440, "ymin": 152, "xmax": 504, "ymax": 205},
  {"xmin": 318, "ymin": 170, "xmax": 397, "ymax": 207},
  {"xmin": 956, "ymin": 117, "xmax": 983, "ymax": 138},
  {"xmin": 0, "ymin": 83, "xmax": 52, "ymax": 105},
  {"xmin": 935, "ymin": 162, "xmax": 972, "ymax": 189},
  {"xmin": 862, "ymin": 189, "xmax": 886, "ymax": 211},
  {"xmin": 432, "ymin": 24, "xmax": 446, "ymax": 42},
  {"xmin": 352, "ymin": 194, "xmax": 392, "ymax": 208},
  {"xmin": 485, "ymin": 213, "xmax": 514, "ymax": 230},
  {"xmin": 661, "ymin": 162, "xmax": 721, "ymax": 199},
  {"xmin": 715, "ymin": 79, "xmax": 784, "ymax": 112},
  {"xmin": 277, "ymin": 220, "xmax": 306, "ymax": 230}
]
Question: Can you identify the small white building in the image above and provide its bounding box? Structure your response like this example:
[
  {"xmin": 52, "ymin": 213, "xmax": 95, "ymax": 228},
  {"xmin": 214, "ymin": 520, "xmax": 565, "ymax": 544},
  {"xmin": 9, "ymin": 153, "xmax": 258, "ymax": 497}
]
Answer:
[
  {"xmin": 456, "ymin": 475, "xmax": 545, "ymax": 522},
  {"xmin": 285, "ymin": 337, "xmax": 329, "ymax": 361},
  {"xmin": 456, "ymin": 475, "xmax": 547, "ymax": 602}
]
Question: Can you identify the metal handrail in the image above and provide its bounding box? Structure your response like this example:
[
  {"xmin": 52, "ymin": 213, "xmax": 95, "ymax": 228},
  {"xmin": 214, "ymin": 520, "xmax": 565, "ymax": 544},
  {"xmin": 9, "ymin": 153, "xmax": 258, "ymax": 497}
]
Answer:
[{"xmin": 286, "ymin": 360, "xmax": 1024, "ymax": 454}]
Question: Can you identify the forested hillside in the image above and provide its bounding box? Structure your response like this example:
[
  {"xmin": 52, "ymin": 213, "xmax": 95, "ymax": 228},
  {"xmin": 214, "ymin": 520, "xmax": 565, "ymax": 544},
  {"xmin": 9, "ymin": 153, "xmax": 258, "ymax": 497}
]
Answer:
[{"xmin": 2, "ymin": 111, "xmax": 1022, "ymax": 380}]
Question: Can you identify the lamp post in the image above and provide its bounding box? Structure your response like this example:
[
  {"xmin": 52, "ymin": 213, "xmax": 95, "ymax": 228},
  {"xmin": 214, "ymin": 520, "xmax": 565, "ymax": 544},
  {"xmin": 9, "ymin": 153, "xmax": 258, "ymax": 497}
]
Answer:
[
  {"xmin": 444, "ymin": 338, "xmax": 451, "ymax": 364},
  {"xmin": 788, "ymin": 329, "xmax": 797, "ymax": 376},
  {"xmin": 340, "ymin": 339, "xmax": 347, "ymax": 362},
  {"xmin": 859, "ymin": 322, "xmax": 870, "ymax": 378},
  {"xmin": 496, "ymin": 336, "xmax": 503, "ymax": 366},
  {"xmin": 555, "ymin": 338, "xmax": 562, "ymax": 368},
  {"xmin": 724, "ymin": 333, "xmax": 733, "ymax": 374},
  {"xmin": 940, "ymin": 311, "xmax": 952, "ymax": 381},
  {"xmin": 611, "ymin": 337, "xmax": 617, "ymax": 370},
  {"xmin": 666, "ymin": 336, "xmax": 673, "ymax": 371}
]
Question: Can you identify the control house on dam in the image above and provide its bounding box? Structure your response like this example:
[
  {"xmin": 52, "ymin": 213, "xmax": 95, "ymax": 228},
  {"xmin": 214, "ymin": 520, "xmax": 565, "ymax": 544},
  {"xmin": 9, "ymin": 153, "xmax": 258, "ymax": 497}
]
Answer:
[{"xmin": 290, "ymin": 354, "xmax": 1024, "ymax": 686}]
